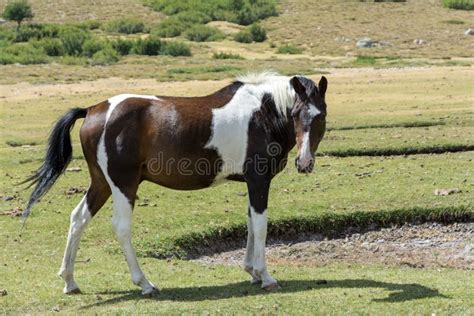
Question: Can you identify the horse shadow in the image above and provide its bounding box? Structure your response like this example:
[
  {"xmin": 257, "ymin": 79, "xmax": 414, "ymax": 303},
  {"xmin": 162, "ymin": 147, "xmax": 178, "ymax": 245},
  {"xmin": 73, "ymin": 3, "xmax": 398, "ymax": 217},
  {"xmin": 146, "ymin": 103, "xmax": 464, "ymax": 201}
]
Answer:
[{"xmin": 81, "ymin": 279, "xmax": 447, "ymax": 309}]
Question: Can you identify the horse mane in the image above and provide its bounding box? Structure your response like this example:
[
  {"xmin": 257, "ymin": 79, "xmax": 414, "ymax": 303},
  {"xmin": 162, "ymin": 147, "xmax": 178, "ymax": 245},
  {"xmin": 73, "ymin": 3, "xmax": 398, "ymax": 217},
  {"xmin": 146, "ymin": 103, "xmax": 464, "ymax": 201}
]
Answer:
[{"xmin": 236, "ymin": 71, "xmax": 295, "ymax": 116}]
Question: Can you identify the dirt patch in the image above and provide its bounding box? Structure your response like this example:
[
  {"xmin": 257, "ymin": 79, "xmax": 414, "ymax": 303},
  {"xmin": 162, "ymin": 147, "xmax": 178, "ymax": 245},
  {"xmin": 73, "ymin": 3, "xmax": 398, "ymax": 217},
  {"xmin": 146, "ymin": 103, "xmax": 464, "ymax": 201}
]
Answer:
[{"xmin": 195, "ymin": 222, "xmax": 474, "ymax": 270}]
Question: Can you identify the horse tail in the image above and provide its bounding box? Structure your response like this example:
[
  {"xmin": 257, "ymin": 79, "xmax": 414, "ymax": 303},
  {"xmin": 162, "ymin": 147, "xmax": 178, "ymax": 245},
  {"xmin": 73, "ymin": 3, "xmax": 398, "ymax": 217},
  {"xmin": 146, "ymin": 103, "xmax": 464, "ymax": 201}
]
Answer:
[{"xmin": 21, "ymin": 108, "xmax": 88, "ymax": 219}]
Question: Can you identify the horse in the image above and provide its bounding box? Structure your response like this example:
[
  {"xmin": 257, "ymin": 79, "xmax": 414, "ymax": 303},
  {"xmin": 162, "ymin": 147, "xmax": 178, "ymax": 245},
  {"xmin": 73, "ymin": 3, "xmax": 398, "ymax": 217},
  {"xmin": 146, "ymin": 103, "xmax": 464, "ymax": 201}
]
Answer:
[{"xmin": 23, "ymin": 72, "xmax": 328, "ymax": 295}]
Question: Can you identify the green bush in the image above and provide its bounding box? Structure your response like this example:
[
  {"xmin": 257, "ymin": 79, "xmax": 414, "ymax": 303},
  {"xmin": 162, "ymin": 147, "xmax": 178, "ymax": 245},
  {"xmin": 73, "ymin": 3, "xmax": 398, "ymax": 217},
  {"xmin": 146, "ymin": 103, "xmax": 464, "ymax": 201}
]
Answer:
[
  {"xmin": 104, "ymin": 18, "xmax": 146, "ymax": 34},
  {"xmin": 212, "ymin": 51, "xmax": 244, "ymax": 59},
  {"xmin": 0, "ymin": 27, "xmax": 15, "ymax": 41},
  {"xmin": 58, "ymin": 26, "xmax": 89, "ymax": 56},
  {"xmin": 82, "ymin": 37, "xmax": 109, "ymax": 57},
  {"xmin": 111, "ymin": 38, "xmax": 135, "ymax": 55},
  {"xmin": 443, "ymin": 0, "xmax": 474, "ymax": 10},
  {"xmin": 143, "ymin": 0, "xmax": 278, "ymax": 25},
  {"xmin": 74, "ymin": 20, "xmax": 101, "ymax": 30},
  {"xmin": 132, "ymin": 37, "xmax": 162, "ymax": 55},
  {"xmin": 90, "ymin": 47, "xmax": 119, "ymax": 65},
  {"xmin": 185, "ymin": 25, "xmax": 224, "ymax": 42},
  {"xmin": 276, "ymin": 44, "xmax": 304, "ymax": 54},
  {"xmin": 174, "ymin": 11, "xmax": 211, "ymax": 24},
  {"xmin": 234, "ymin": 29, "xmax": 253, "ymax": 43},
  {"xmin": 234, "ymin": 23, "xmax": 266, "ymax": 43},
  {"xmin": 13, "ymin": 23, "xmax": 63, "ymax": 42},
  {"xmin": 32, "ymin": 38, "xmax": 65, "ymax": 56},
  {"xmin": 152, "ymin": 18, "xmax": 185, "ymax": 37},
  {"xmin": 161, "ymin": 40, "xmax": 191, "ymax": 56},
  {"xmin": 0, "ymin": 43, "xmax": 47, "ymax": 64},
  {"xmin": 249, "ymin": 23, "xmax": 266, "ymax": 42}
]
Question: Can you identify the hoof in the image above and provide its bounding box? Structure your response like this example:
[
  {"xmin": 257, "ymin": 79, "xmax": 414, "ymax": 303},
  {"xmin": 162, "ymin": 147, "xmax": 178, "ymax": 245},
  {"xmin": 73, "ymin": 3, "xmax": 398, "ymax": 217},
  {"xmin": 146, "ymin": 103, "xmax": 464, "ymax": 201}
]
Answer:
[
  {"xmin": 142, "ymin": 287, "xmax": 159, "ymax": 297},
  {"xmin": 251, "ymin": 277, "xmax": 262, "ymax": 285},
  {"xmin": 263, "ymin": 283, "xmax": 281, "ymax": 292},
  {"xmin": 64, "ymin": 287, "xmax": 82, "ymax": 295}
]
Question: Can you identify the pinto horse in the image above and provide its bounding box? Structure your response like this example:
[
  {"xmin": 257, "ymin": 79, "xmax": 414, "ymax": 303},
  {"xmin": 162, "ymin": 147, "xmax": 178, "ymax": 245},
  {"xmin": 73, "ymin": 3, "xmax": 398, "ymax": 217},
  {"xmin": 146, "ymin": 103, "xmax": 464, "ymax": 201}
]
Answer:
[{"xmin": 23, "ymin": 72, "xmax": 328, "ymax": 295}]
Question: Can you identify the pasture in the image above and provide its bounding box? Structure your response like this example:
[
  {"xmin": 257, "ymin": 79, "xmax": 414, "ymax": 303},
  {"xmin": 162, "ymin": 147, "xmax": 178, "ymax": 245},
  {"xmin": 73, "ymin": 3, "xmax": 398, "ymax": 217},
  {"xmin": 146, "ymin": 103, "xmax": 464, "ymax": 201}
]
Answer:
[
  {"xmin": 1, "ymin": 66, "xmax": 473, "ymax": 314},
  {"xmin": 1, "ymin": 0, "xmax": 474, "ymax": 314}
]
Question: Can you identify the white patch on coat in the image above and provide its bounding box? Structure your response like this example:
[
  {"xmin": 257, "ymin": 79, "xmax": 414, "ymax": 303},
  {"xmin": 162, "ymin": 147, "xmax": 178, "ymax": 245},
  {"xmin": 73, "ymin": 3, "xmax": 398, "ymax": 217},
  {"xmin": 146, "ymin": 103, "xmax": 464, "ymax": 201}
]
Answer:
[
  {"xmin": 299, "ymin": 131, "xmax": 312, "ymax": 166},
  {"xmin": 308, "ymin": 103, "xmax": 321, "ymax": 118},
  {"xmin": 206, "ymin": 78, "xmax": 295, "ymax": 179},
  {"xmin": 106, "ymin": 94, "xmax": 159, "ymax": 121}
]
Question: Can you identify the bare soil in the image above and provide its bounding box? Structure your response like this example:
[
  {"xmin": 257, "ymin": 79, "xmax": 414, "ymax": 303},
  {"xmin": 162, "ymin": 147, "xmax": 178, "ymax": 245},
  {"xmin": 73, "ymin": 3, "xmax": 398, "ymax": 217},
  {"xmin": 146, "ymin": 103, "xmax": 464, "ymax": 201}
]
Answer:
[{"xmin": 195, "ymin": 222, "xmax": 474, "ymax": 270}]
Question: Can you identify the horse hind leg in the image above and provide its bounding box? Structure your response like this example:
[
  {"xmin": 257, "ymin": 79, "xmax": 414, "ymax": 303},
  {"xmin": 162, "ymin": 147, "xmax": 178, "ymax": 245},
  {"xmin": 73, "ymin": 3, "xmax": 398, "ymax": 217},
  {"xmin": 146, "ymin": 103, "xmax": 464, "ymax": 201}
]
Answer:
[
  {"xmin": 110, "ymin": 184, "xmax": 157, "ymax": 295},
  {"xmin": 58, "ymin": 181, "xmax": 110, "ymax": 294}
]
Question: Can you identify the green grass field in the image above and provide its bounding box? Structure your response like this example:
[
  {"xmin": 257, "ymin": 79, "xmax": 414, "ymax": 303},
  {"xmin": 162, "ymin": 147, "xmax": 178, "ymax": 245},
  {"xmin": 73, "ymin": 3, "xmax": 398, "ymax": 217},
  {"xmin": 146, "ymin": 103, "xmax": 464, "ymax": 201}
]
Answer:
[
  {"xmin": 1, "ymin": 65, "xmax": 473, "ymax": 314},
  {"xmin": 1, "ymin": 0, "xmax": 474, "ymax": 314}
]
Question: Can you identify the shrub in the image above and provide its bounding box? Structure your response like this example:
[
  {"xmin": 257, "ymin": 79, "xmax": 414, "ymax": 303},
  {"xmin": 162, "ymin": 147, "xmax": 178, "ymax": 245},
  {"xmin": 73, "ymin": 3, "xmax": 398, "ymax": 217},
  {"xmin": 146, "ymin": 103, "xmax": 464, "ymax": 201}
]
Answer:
[
  {"xmin": 185, "ymin": 25, "xmax": 224, "ymax": 42},
  {"xmin": 276, "ymin": 44, "xmax": 303, "ymax": 54},
  {"xmin": 132, "ymin": 37, "xmax": 162, "ymax": 55},
  {"xmin": 443, "ymin": 0, "xmax": 474, "ymax": 10},
  {"xmin": 2, "ymin": 0, "xmax": 34, "ymax": 29},
  {"xmin": 212, "ymin": 51, "xmax": 244, "ymax": 59},
  {"xmin": 112, "ymin": 38, "xmax": 135, "ymax": 55},
  {"xmin": 174, "ymin": 11, "xmax": 211, "ymax": 24},
  {"xmin": 161, "ymin": 40, "xmax": 191, "ymax": 56},
  {"xmin": 234, "ymin": 29, "xmax": 252, "ymax": 43},
  {"xmin": 152, "ymin": 18, "xmax": 185, "ymax": 37},
  {"xmin": 104, "ymin": 18, "xmax": 145, "ymax": 34},
  {"xmin": 74, "ymin": 20, "xmax": 101, "ymax": 30},
  {"xmin": 14, "ymin": 24, "xmax": 43, "ymax": 42},
  {"xmin": 32, "ymin": 38, "xmax": 64, "ymax": 56},
  {"xmin": 143, "ymin": 0, "xmax": 278, "ymax": 25},
  {"xmin": 90, "ymin": 47, "xmax": 119, "ymax": 65},
  {"xmin": 58, "ymin": 26, "xmax": 89, "ymax": 55},
  {"xmin": 0, "ymin": 27, "xmax": 15, "ymax": 41},
  {"xmin": 249, "ymin": 23, "xmax": 266, "ymax": 42},
  {"xmin": 82, "ymin": 37, "xmax": 109, "ymax": 57},
  {"xmin": 0, "ymin": 43, "xmax": 47, "ymax": 64}
]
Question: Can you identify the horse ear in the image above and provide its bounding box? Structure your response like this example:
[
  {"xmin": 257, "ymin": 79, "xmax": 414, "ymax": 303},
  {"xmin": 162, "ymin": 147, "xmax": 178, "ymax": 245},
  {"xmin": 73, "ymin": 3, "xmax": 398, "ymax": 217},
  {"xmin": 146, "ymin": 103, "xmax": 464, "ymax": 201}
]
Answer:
[
  {"xmin": 318, "ymin": 76, "xmax": 328, "ymax": 98},
  {"xmin": 290, "ymin": 76, "xmax": 307, "ymax": 99}
]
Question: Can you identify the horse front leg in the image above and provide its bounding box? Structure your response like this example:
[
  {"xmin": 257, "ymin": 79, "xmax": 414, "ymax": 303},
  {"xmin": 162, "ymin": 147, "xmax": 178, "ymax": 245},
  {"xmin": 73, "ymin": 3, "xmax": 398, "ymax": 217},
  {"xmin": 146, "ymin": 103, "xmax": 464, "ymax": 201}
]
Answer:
[
  {"xmin": 246, "ymin": 177, "xmax": 280, "ymax": 291},
  {"xmin": 243, "ymin": 205, "xmax": 261, "ymax": 284}
]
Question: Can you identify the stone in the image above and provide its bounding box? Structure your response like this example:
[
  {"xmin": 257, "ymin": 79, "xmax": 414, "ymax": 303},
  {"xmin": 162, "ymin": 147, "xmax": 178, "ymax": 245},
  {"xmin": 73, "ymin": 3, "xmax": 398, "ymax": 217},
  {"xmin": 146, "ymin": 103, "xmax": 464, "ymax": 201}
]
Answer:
[
  {"xmin": 414, "ymin": 39, "xmax": 426, "ymax": 45},
  {"xmin": 465, "ymin": 28, "xmax": 474, "ymax": 35},
  {"xmin": 356, "ymin": 38, "xmax": 373, "ymax": 48}
]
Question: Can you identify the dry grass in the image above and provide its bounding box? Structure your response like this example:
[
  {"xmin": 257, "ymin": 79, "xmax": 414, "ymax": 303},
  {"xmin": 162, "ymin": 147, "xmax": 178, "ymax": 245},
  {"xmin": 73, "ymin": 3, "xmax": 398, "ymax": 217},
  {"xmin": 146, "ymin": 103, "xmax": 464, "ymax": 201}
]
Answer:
[
  {"xmin": 265, "ymin": 0, "xmax": 474, "ymax": 58},
  {"xmin": 0, "ymin": 0, "xmax": 164, "ymax": 24}
]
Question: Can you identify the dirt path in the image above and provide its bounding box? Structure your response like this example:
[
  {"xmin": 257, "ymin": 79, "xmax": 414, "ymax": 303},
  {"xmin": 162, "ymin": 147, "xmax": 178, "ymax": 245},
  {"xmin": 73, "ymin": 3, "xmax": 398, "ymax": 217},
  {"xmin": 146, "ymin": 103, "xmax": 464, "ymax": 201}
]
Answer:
[{"xmin": 195, "ymin": 222, "xmax": 474, "ymax": 270}]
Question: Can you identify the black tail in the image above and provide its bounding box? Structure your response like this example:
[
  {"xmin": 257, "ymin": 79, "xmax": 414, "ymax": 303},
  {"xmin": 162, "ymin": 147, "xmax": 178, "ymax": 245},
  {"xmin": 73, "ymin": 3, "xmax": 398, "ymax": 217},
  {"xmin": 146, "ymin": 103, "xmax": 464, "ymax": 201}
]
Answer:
[{"xmin": 21, "ymin": 108, "xmax": 88, "ymax": 218}]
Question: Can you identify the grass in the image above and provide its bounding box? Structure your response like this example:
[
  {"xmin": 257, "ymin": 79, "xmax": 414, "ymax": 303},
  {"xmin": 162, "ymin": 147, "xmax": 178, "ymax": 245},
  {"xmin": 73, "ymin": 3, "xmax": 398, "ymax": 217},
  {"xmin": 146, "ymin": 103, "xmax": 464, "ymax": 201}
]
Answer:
[
  {"xmin": 276, "ymin": 44, "xmax": 304, "ymax": 54},
  {"xmin": 443, "ymin": 0, "xmax": 474, "ymax": 10},
  {"xmin": 1, "ymin": 66, "xmax": 473, "ymax": 313}
]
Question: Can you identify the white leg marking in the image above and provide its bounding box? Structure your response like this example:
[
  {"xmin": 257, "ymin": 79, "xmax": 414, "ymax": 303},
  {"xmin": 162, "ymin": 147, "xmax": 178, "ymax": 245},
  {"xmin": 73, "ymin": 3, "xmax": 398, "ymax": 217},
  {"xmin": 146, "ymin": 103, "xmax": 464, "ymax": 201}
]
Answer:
[
  {"xmin": 111, "ymin": 190, "xmax": 156, "ymax": 295},
  {"xmin": 243, "ymin": 210, "xmax": 261, "ymax": 284},
  {"xmin": 250, "ymin": 207, "xmax": 277, "ymax": 288},
  {"xmin": 58, "ymin": 195, "xmax": 91, "ymax": 294}
]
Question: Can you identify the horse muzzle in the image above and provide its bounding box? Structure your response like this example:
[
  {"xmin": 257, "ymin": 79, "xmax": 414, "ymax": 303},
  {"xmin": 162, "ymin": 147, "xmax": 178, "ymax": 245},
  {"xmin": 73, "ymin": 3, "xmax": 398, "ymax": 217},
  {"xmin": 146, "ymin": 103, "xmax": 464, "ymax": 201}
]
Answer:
[{"xmin": 295, "ymin": 156, "xmax": 314, "ymax": 174}]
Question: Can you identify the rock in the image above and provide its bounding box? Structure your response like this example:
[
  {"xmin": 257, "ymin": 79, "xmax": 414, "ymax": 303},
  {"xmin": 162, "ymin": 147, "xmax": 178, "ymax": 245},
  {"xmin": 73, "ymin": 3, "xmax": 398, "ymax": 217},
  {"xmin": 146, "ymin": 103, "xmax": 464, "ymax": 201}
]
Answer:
[
  {"xmin": 2, "ymin": 196, "xmax": 14, "ymax": 201},
  {"xmin": 465, "ymin": 28, "xmax": 474, "ymax": 36},
  {"xmin": 0, "ymin": 18, "xmax": 6, "ymax": 25},
  {"xmin": 0, "ymin": 208, "xmax": 22, "ymax": 217},
  {"xmin": 66, "ymin": 167, "xmax": 82, "ymax": 172},
  {"xmin": 414, "ymin": 39, "xmax": 426, "ymax": 45},
  {"xmin": 356, "ymin": 38, "xmax": 373, "ymax": 48},
  {"xmin": 434, "ymin": 188, "xmax": 462, "ymax": 196}
]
